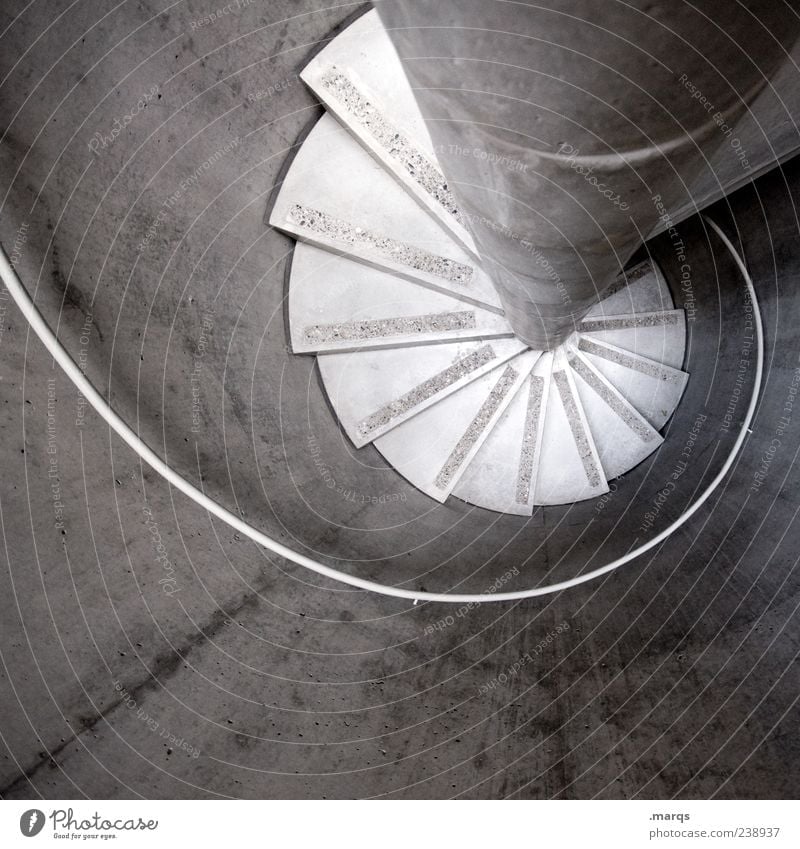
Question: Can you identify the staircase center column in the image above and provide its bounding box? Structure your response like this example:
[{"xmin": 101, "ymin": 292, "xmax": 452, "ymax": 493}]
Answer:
[{"xmin": 374, "ymin": 0, "xmax": 797, "ymax": 350}]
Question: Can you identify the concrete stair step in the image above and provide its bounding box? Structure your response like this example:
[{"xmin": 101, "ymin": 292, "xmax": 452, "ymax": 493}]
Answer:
[
  {"xmin": 588, "ymin": 259, "xmax": 675, "ymax": 318},
  {"xmin": 578, "ymin": 309, "xmax": 687, "ymax": 369},
  {"xmin": 577, "ymin": 335, "xmax": 689, "ymax": 430},
  {"xmin": 567, "ymin": 344, "xmax": 664, "ymax": 479},
  {"xmin": 289, "ymin": 243, "xmax": 514, "ymax": 353},
  {"xmin": 452, "ymin": 352, "xmax": 553, "ymax": 515},
  {"xmin": 299, "ymin": 9, "xmax": 476, "ymax": 256},
  {"xmin": 534, "ymin": 350, "xmax": 610, "ymax": 505},
  {"xmin": 373, "ymin": 351, "xmax": 541, "ymax": 502},
  {"xmin": 269, "ymin": 114, "xmax": 500, "ymax": 310},
  {"xmin": 317, "ymin": 338, "xmax": 528, "ymax": 448}
]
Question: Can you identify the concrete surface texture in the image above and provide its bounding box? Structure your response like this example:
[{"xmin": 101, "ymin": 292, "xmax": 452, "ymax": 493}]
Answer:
[
  {"xmin": 0, "ymin": 0, "xmax": 798, "ymax": 799},
  {"xmin": 374, "ymin": 0, "xmax": 800, "ymax": 348}
]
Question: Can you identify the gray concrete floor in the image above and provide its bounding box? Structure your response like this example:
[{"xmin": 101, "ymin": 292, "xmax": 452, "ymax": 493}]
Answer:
[{"xmin": 0, "ymin": 0, "xmax": 798, "ymax": 799}]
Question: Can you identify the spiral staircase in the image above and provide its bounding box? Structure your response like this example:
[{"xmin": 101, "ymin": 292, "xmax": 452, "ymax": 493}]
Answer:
[{"xmin": 269, "ymin": 10, "xmax": 689, "ymax": 515}]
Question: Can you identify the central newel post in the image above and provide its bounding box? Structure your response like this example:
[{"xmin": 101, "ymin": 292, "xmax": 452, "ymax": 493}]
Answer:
[{"xmin": 374, "ymin": 0, "xmax": 797, "ymax": 349}]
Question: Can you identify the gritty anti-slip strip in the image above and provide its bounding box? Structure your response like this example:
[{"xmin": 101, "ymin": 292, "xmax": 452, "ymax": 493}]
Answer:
[
  {"xmin": 569, "ymin": 354, "xmax": 655, "ymax": 442},
  {"xmin": 304, "ymin": 311, "xmax": 476, "ymax": 345},
  {"xmin": 319, "ymin": 69, "xmax": 464, "ymax": 225},
  {"xmin": 288, "ymin": 205, "xmax": 473, "ymax": 285},
  {"xmin": 580, "ymin": 311, "xmax": 680, "ymax": 333},
  {"xmin": 357, "ymin": 345, "xmax": 496, "ymax": 439},
  {"xmin": 435, "ymin": 364, "xmax": 519, "ymax": 490},
  {"xmin": 596, "ymin": 261, "xmax": 654, "ymax": 301},
  {"xmin": 516, "ymin": 375, "xmax": 545, "ymax": 504},
  {"xmin": 578, "ymin": 336, "xmax": 681, "ymax": 382},
  {"xmin": 553, "ymin": 369, "xmax": 603, "ymax": 488},
  {"xmin": 621, "ymin": 261, "xmax": 654, "ymax": 285}
]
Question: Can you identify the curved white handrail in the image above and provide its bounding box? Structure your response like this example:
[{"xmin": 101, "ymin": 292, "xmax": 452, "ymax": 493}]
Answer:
[{"xmin": 0, "ymin": 216, "xmax": 762, "ymax": 603}]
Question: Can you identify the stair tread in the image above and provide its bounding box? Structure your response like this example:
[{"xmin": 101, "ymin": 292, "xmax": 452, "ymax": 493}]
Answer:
[
  {"xmin": 270, "ymin": 114, "xmax": 500, "ymax": 309},
  {"xmin": 578, "ymin": 335, "xmax": 689, "ymax": 430},
  {"xmin": 453, "ymin": 352, "xmax": 553, "ymax": 515},
  {"xmin": 534, "ymin": 351, "xmax": 610, "ymax": 505},
  {"xmin": 290, "ymin": 243, "xmax": 513, "ymax": 353},
  {"xmin": 302, "ymin": 10, "xmax": 434, "ymax": 152},
  {"xmin": 579, "ymin": 309, "xmax": 686, "ymax": 369},
  {"xmin": 588, "ymin": 260, "xmax": 674, "ymax": 318},
  {"xmin": 568, "ymin": 345, "xmax": 664, "ymax": 479},
  {"xmin": 318, "ymin": 338, "xmax": 528, "ymax": 448},
  {"xmin": 374, "ymin": 351, "xmax": 540, "ymax": 502},
  {"xmin": 299, "ymin": 9, "xmax": 476, "ymax": 255}
]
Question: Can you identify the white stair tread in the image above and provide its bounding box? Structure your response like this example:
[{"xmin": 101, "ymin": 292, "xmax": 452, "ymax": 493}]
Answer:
[
  {"xmin": 374, "ymin": 351, "xmax": 541, "ymax": 502},
  {"xmin": 270, "ymin": 114, "xmax": 500, "ymax": 310},
  {"xmin": 318, "ymin": 338, "xmax": 528, "ymax": 448},
  {"xmin": 587, "ymin": 260, "xmax": 674, "ymax": 318},
  {"xmin": 300, "ymin": 9, "xmax": 477, "ymax": 256},
  {"xmin": 577, "ymin": 335, "xmax": 689, "ymax": 430},
  {"xmin": 568, "ymin": 346, "xmax": 664, "ymax": 479},
  {"xmin": 534, "ymin": 352, "xmax": 609, "ymax": 505},
  {"xmin": 301, "ymin": 10, "xmax": 435, "ymax": 161},
  {"xmin": 289, "ymin": 243, "xmax": 513, "ymax": 353},
  {"xmin": 579, "ymin": 309, "xmax": 686, "ymax": 369},
  {"xmin": 453, "ymin": 352, "xmax": 553, "ymax": 515}
]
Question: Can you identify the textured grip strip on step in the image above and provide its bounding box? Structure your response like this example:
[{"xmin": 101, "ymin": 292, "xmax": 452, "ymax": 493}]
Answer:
[
  {"xmin": 553, "ymin": 370, "xmax": 603, "ymax": 488},
  {"xmin": 579, "ymin": 312, "xmax": 680, "ymax": 332},
  {"xmin": 304, "ymin": 311, "xmax": 476, "ymax": 345},
  {"xmin": 578, "ymin": 337, "xmax": 681, "ymax": 382},
  {"xmin": 568, "ymin": 354, "xmax": 656, "ymax": 442},
  {"xmin": 515, "ymin": 375, "xmax": 545, "ymax": 504},
  {"xmin": 594, "ymin": 261, "xmax": 655, "ymax": 302},
  {"xmin": 435, "ymin": 364, "xmax": 519, "ymax": 490},
  {"xmin": 288, "ymin": 205, "xmax": 473, "ymax": 284},
  {"xmin": 319, "ymin": 69, "xmax": 464, "ymax": 225},
  {"xmin": 623, "ymin": 261, "xmax": 654, "ymax": 284},
  {"xmin": 357, "ymin": 344, "xmax": 496, "ymax": 439}
]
